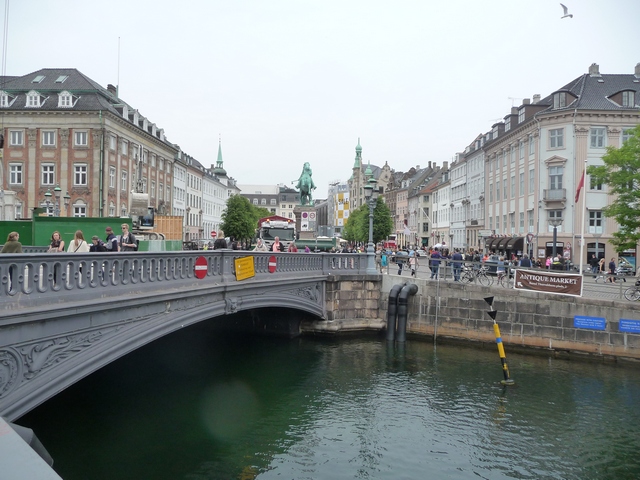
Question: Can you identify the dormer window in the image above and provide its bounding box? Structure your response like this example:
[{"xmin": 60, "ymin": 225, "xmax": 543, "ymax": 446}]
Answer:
[
  {"xmin": 0, "ymin": 90, "xmax": 14, "ymax": 108},
  {"xmin": 26, "ymin": 90, "xmax": 46, "ymax": 108},
  {"xmin": 518, "ymin": 107, "xmax": 525, "ymax": 124},
  {"xmin": 58, "ymin": 91, "xmax": 73, "ymax": 108},
  {"xmin": 505, "ymin": 117, "xmax": 511, "ymax": 132},
  {"xmin": 622, "ymin": 91, "xmax": 636, "ymax": 107},
  {"xmin": 553, "ymin": 92, "xmax": 566, "ymax": 109}
]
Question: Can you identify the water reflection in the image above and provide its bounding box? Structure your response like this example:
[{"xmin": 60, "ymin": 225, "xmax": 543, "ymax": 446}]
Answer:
[{"xmin": 18, "ymin": 321, "xmax": 640, "ymax": 480}]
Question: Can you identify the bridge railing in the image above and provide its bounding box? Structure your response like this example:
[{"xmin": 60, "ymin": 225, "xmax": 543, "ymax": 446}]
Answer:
[{"xmin": 0, "ymin": 251, "xmax": 369, "ymax": 310}]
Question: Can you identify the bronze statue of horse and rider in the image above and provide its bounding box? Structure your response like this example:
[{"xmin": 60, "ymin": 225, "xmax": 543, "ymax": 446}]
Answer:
[{"xmin": 293, "ymin": 162, "xmax": 316, "ymax": 206}]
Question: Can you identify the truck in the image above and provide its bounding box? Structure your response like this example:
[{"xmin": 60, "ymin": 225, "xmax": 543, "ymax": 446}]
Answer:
[
  {"xmin": 129, "ymin": 146, "xmax": 164, "ymax": 241},
  {"xmin": 257, "ymin": 215, "xmax": 296, "ymax": 251}
]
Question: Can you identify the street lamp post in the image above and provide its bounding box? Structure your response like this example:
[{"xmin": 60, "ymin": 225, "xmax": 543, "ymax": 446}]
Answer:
[
  {"xmin": 44, "ymin": 189, "xmax": 53, "ymax": 216},
  {"xmin": 63, "ymin": 192, "xmax": 71, "ymax": 217},
  {"xmin": 53, "ymin": 185, "xmax": 62, "ymax": 217},
  {"xmin": 364, "ymin": 176, "xmax": 378, "ymax": 275},
  {"xmin": 549, "ymin": 218, "xmax": 563, "ymax": 260}
]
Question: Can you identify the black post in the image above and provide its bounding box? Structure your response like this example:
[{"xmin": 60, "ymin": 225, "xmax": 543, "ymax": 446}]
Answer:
[{"xmin": 552, "ymin": 225, "xmax": 558, "ymax": 260}]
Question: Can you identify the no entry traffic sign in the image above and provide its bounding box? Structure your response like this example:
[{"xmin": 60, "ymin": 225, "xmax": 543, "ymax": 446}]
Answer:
[
  {"xmin": 194, "ymin": 255, "xmax": 208, "ymax": 279},
  {"xmin": 210, "ymin": 231, "xmax": 217, "ymax": 238},
  {"xmin": 268, "ymin": 255, "xmax": 277, "ymax": 273}
]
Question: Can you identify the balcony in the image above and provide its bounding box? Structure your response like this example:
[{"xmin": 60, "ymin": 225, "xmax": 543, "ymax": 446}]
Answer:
[{"xmin": 543, "ymin": 188, "xmax": 566, "ymax": 203}]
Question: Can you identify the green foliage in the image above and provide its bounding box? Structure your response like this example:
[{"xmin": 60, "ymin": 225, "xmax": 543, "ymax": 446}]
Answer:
[
  {"xmin": 251, "ymin": 206, "xmax": 272, "ymax": 226},
  {"xmin": 343, "ymin": 197, "xmax": 393, "ymax": 243},
  {"xmin": 587, "ymin": 125, "xmax": 640, "ymax": 252},
  {"xmin": 220, "ymin": 195, "xmax": 257, "ymax": 242}
]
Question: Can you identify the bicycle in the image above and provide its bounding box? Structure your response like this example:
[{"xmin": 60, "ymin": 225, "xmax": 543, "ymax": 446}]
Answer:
[
  {"xmin": 624, "ymin": 280, "xmax": 640, "ymax": 301},
  {"xmin": 496, "ymin": 270, "xmax": 513, "ymax": 288},
  {"xmin": 460, "ymin": 265, "xmax": 493, "ymax": 286}
]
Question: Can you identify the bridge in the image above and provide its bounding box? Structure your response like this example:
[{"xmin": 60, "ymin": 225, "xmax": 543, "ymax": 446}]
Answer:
[{"xmin": 0, "ymin": 250, "xmax": 374, "ymax": 421}]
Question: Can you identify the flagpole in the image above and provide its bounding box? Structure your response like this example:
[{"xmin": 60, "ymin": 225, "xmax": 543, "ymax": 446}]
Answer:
[{"xmin": 578, "ymin": 161, "xmax": 587, "ymax": 274}]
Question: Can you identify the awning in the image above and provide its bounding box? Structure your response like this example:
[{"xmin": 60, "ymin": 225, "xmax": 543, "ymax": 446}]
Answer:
[
  {"xmin": 487, "ymin": 237, "xmax": 502, "ymax": 251},
  {"xmin": 505, "ymin": 236, "xmax": 525, "ymax": 252},
  {"xmin": 496, "ymin": 237, "xmax": 510, "ymax": 250}
]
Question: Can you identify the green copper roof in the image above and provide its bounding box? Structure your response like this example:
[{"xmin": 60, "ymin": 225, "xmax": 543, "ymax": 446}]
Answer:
[{"xmin": 213, "ymin": 138, "xmax": 227, "ymax": 176}]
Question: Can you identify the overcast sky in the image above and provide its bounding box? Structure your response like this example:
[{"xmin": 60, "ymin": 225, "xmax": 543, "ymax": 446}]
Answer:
[{"xmin": 5, "ymin": 0, "xmax": 640, "ymax": 198}]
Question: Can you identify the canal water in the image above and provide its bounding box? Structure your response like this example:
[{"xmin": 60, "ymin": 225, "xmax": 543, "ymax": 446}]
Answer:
[{"xmin": 19, "ymin": 319, "xmax": 640, "ymax": 480}]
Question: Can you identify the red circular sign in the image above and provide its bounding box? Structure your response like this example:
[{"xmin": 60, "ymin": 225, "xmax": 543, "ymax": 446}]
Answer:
[
  {"xmin": 210, "ymin": 231, "xmax": 217, "ymax": 238},
  {"xmin": 268, "ymin": 255, "xmax": 277, "ymax": 273},
  {"xmin": 194, "ymin": 256, "xmax": 208, "ymax": 279}
]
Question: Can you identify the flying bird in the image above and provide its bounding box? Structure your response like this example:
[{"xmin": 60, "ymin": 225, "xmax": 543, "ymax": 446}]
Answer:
[{"xmin": 560, "ymin": 3, "xmax": 573, "ymax": 19}]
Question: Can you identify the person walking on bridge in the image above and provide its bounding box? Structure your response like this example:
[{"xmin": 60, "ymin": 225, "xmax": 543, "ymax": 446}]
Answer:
[
  {"xmin": 119, "ymin": 224, "xmax": 137, "ymax": 252},
  {"xmin": 1, "ymin": 232, "xmax": 22, "ymax": 254}
]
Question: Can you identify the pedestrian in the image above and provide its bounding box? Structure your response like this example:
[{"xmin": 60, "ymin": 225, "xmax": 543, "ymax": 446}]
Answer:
[
  {"xmin": 608, "ymin": 257, "xmax": 617, "ymax": 283},
  {"xmin": 253, "ymin": 239, "xmax": 268, "ymax": 252},
  {"xmin": 104, "ymin": 227, "xmax": 118, "ymax": 252},
  {"xmin": 409, "ymin": 251, "xmax": 419, "ymax": 277},
  {"xmin": 430, "ymin": 248, "xmax": 442, "ymax": 279},
  {"xmin": 213, "ymin": 231, "xmax": 228, "ymax": 249},
  {"xmin": 375, "ymin": 247, "xmax": 383, "ymax": 273},
  {"xmin": 118, "ymin": 224, "xmax": 137, "ymax": 252},
  {"xmin": 1, "ymin": 231, "xmax": 22, "ymax": 253},
  {"xmin": 89, "ymin": 236, "xmax": 108, "ymax": 252},
  {"xmin": 452, "ymin": 248, "xmax": 463, "ymax": 281},
  {"xmin": 272, "ymin": 236, "xmax": 284, "ymax": 252},
  {"xmin": 67, "ymin": 230, "xmax": 90, "ymax": 253},
  {"xmin": 304, "ymin": 245, "xmax": 311, "ymax": 253},
  {"xmin": 519, "ymin": 254, "xmax": 532, "ymax": 268},
  {"xmin": 47, "ymin": 231, "xmax": 65, "ymax": 253},
  {"xmin": 287, "ymin": 241, "xmax": 298, "ymax": 252},
  {"xmin": 546, "ymin": 256, "xmax": 552, "ymax": 269},
  {"xmin": 589, "ymin": 254, "xmax": 599, "ymax": 277},
  {"xmin": 396, "ymin": 252, "xmax": 404, "ymax": 275}
]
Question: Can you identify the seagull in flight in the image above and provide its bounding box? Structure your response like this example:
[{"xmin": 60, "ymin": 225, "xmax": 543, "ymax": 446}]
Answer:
[{"xmin": 560, "ymin": 3, "xmax": 573, "ymax": 19}]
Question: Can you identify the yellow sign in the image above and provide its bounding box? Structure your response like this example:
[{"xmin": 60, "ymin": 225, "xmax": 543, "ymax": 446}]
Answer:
[{"xmin": 234, "ymin": 256, "xmax": 255, "ymax": 281}]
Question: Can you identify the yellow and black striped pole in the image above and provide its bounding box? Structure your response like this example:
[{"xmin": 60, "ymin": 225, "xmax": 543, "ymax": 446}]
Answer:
[{"xmin": 484, "ymin": 296, "xmax": 514, "ymax": 386}]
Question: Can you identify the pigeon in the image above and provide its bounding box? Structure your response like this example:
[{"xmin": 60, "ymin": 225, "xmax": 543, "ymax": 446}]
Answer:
[{"xmin": 560, "ymin": 3, "xmax": 573, "ymax": 19}]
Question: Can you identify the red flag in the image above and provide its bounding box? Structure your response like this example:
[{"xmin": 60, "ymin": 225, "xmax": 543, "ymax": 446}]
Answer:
[{"xmin": 575, "ymin": 169, "xmax": 585, "ymax": 203}]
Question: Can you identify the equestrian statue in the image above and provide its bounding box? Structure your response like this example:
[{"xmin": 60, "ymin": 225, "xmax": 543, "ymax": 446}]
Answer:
[{"xmin": 293, "ymin": 162, "xmax": 316, "ymax": 206}]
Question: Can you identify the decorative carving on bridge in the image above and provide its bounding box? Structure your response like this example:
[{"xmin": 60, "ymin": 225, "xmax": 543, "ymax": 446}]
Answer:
[
  {"xmin": 225, "ymin": 297, "xmax": 239, "ymax": 315},
  {"xmin": 0, "ymin": 349, "xmax": 21, "ymax": 399},
  {"xmin": 291, "ymin": 284, "xmax": 321, "ymax": 304}
]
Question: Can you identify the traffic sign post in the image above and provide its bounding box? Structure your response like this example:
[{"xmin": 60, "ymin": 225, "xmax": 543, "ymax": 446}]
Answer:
[
  {"xmin": 268, "ymin": 255, "xmax": 277, "ymax": 273},
  {"xmin": 194, "ymin": 256, "xmax": 208, "ymax": 279},
  {"xmin": 210, "ymin": 231, "xmax": 217, "ymax": 238}
]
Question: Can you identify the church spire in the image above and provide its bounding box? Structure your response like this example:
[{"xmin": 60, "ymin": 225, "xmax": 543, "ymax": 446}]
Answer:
[
  {"xmin": 213, "ymin": 135, "xmax": 227, "ymax": 176},
  {"xmin": 353, "ymin": 137, "xmax": 362, "ymax": 169}
]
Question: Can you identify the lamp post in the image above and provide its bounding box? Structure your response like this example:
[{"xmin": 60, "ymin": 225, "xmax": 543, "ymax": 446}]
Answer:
[
  {"xmin": 63, "ymin": 191, "xmax": 71, "ymax": 217},
  {"xmin": 53, "ymin": 185, "xmax": 62, "ymax": 216},
  {"xmin": 43, "ymin": 189, "xmax": 53, "ymax": 216},
  {"xmin": 364, "ymin": 176, "xmax": 378, "ymax": 275},
  {"xmin": 549, "ymin": 217, "xmax": 563, "ymax": 260}
]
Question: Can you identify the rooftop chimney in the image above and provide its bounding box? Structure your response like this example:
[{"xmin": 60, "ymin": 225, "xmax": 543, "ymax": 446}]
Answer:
[
  {"xmin": 511, "ymin": 107, "xmax": 518, "ymax": 115},
  {"xmin": 589, "ymin": 63, "xmax": 600, "ymax": 76},
  {"xmin": 523, "ymin": 98, "xmax": 530, "ymax": 105},
  {"xmin": 107, "ymin": 84, "xmax": 117, "ymax": 96},
  {"xmin": 635, "ymin": 63, "xmax": 640, "ymax": 77},
  {"xmin": 443, "ymin": 161, "xmax": 449, "ymax": 171},
  {"xmin": 428, "ymin": 161, "xmax": 432, "ymax": 169},
  {"xmin": 533, "ymin": 94, "xmax": 541, "ymax": 103}
]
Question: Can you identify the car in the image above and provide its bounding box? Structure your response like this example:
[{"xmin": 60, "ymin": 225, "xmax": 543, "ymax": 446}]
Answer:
[{"xmin": 616, "ymin": 261, "xmax": 635, "ymax": 276}]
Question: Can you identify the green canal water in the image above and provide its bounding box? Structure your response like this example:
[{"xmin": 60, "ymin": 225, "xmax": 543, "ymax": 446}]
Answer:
[{"xmin": 19, "ymin": 320, "xmax": 640, "ymax": 480}]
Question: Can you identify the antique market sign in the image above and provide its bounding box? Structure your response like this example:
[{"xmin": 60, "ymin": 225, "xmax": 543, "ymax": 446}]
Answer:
[{"xmin": 514, "ymin": 269, "xmax": 583, "ymax": 297}]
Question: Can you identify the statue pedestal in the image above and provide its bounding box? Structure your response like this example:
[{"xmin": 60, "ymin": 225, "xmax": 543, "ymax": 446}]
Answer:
[{"xmin": 294, "ymin": 206, "xmax": 317, "ymax": 240}]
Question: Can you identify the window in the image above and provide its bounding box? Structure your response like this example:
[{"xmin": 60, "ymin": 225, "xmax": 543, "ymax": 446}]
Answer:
[
  {"xmin": 151, "ymin": 180, "xmax": 156, "ymax": 198},
  {"xmin": 510, "ymin": 146, "xmax": 515, "ymax": 165},
  {"xmin": 510, "ymin": 176, "xmax": 515, "ymax": 198},
  {"xmin": 590, "ymin": 127, "xmax": 606, "ymax": 148},
  {"xmin": 553, "ymin": 92, "xmax": 566, "ymax": 109},
  {"xmin": 253, "ymin": 199, "xmax": 258, "ymax": 205},
  {"xmin": 74, "ymin": 164, "xmax": 87, "ymax": 185},
  {"xmin": 121, "ymin": 140, "xmax": 128, "ymax": 155},
  {"xmin": 151, "ymin": 155, "xmax": 156, "ymax": 168},
  {"xmin": 109, "ymin": 167, "xmax": 116, "ymax": 188},
  {"xmin": 158, "ymin": 158, "xmax": 163, "ymax": 171},
  {"xmin": 495, "ymin": 216, "xmax": 500, "ymax": 231},
  {"xmin": 15, "ymin": 203, "xmax": 22, "ymax": 219},
  {"xmin": 622, "ymin": 128, "xmax": 634, "ymax": 145},
  {"xmin": 529, "ymin": 168, "xmax": 535, "ymax": 192},
  {"xmin": 503, "ymin": 179, "xmax": 507, "ymax": 199},
  {"xmin": 166, "ymin": 163, "xmax": 171, "ymax": 174},
  {"xmin": 159, "ymin": 183, "xmax": 163, "ymax": 200},
  {"xmin": 528, "ymin": 210, "xmax": 534, "ymax": 232},
  {"xmin": 73, "ymin": 205, "xmax": 87, "ymax": 217},
  {"xmin": 622, "ymin": 91, "xmax": 635, "ymax": 108},
  {"xmin": 518, "ymin": 108, "xmax": 525, "ymax": 124},
  {"xmin": 505, "ymin": 117, "xmax": 511, "ymax": 132},
  {"xmin": 58, "ymin": 91, "xmax": 72, "ymax": 108},
  {"xmin": 41, "ymin": 164, "xmax": 54, "ymax": 185},
  {"xmin": 509, "ymin": 213, "xmax": 515, "ymax": 233},
  {"xmin": 26, "ymin": 90, "xmax": 41, "ymax": 107},
  {"xmin": 549, "ymin": 166, "xmax": 563, "ymax": 190},
  {"xmin": 496, "ymin": 182, "xmax": 500, "ymax": 201},
  {"xmin": 108, "ymin": 136, "xmax": 116, "ymax": 150},
  {"xmin": 489, "ymin": 183, "xmax": 493, "ymax": 202},
  {"xmin": 9, "ymin": 164, "xmax": 22, "ymax": 184},
  {"xmin": 589, "ymin": 176, "xmax": 603, "ymax": 191},
  {"xmin": 0, "ymin": 91, "xmax": 10, "ymax": 107},
  {"xmin": 589, "ymin": 211, "xmax": 603, "ymax": 234},
  {"xmin": 166, "ymin": 186, "xmax": 170, "ymax": 202},
  {"xmin": 270, "ymin": 199, "xmax": 276, "ymax": 205},
  {"xmin": 42, "ymin": 131, "xmax": 56, "ymax": 146},
  {"xmin": 549, "ymin": 128, "xmax": 563, "ymax": 148},
  {"xmin": 519, "ymin": 212, "xmax": 524, "ymax": 233},
  {"xmin": 9, "ymin": 130, "xmax": 23, "ymax": 146},
  {"xmin": 55, "ymin": 75, "xmax": 68, "ymax": 83},
  {"xmin": 109, "ymin": 202, "xmax": 115, "ymax": 217},
  {"xmin": 529, "ymin": 134, "xmax": 535, "ymax": 155},
  {"xmin": 74, "ymin": 131, "xmax": 87, "ymax": 146},
  {"xmin": 121, "ymin": 171, "xmax": 128, "ymax": 192},
  {"xmin": 519, "ymin": 172, "xmax": 524, "ymax": 195},
  {"xmin": 261, "ymin": 199, "xmax": 266, "ymax": 205}
]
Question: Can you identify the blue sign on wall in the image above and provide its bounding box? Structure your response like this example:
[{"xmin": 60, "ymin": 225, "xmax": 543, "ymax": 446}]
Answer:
[
  {"xmin": 574, "ymin": 316, "xmax": 606, "ymax": 330},
  {"xmin": 619, "ymin": 319, "xmax": 640, "ymax": 333}
]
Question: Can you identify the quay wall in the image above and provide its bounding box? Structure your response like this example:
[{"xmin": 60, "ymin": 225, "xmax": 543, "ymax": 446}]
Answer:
[{"xmin": 304, "ymin": 275, "xmax": 640, "ymax": 363}]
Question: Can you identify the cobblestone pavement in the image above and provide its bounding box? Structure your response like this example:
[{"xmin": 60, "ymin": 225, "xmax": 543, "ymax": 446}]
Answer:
[{"xmin": 381, "ymin": 263, "xmax": 636, "ymax": 303}]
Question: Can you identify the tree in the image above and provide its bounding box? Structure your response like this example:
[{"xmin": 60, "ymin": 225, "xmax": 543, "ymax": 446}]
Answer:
[
  {"xmin": 220, "ymin": 195, "xmax": 257, "ymax": 243},
  {"xmin": 587, "ymin": 125, "xmax": 640, "ymax": 252},
  {"xmin": 343, "ymin": 197, "xmax": 393, "ymax": 244}
]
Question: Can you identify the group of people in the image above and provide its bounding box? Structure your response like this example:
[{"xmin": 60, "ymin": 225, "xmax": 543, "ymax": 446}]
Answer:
[
  {"xmin": 1, "ymin": 224, "xmax": 138, "ymax": 254},
  {"xmin": 589, "ymin": 254, "xmax": 626, "ymax": 283}
]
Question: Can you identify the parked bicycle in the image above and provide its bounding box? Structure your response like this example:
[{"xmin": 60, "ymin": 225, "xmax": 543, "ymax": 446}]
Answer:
[
  {"xmin": 460, "ymin": 265, "xmax": 493, "ymax": 286},
  {"xmin": 624, "ymin": 280, "xmax": 640, "ymax": 301},
  {"xmin": 496, "ymin": 270, "xmax": 513, "ymax": 288}
]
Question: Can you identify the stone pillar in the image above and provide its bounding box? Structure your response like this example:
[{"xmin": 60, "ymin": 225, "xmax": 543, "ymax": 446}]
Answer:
[{"xmin": 294, "ymin": 205, "xmax": 317, "ymax": 241}]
